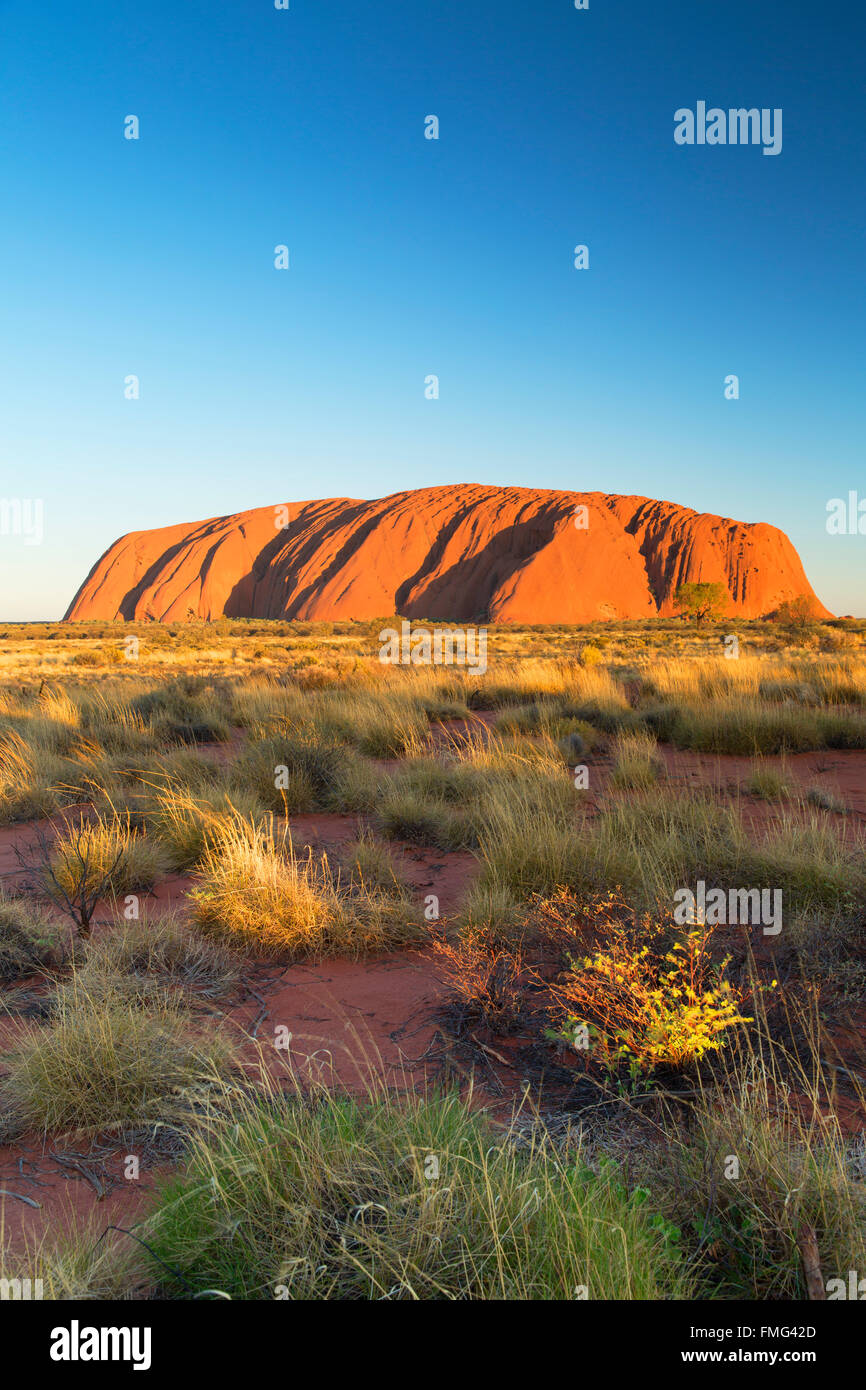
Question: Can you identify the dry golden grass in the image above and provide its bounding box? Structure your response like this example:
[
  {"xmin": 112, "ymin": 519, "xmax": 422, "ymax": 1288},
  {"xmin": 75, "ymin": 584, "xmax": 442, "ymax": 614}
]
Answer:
[
  {"xmin": 190, "ymin": 815, "xmax": 421, "ymax": 959},
  {"xmin": 0, "ymin": 1215, "xmax": 151, "ymax": 1301},
  {"xmin": 147, "ymin": 783, "xmax": 268, "ymax": 870},
  {"xmin": 0, "ymin": 979, "xmax": 237, "ymax": 1142},
  {"xmin": 69, "ymin": 913, "xmax": 241, "ymax": 1003},
  {"xmin": 609, "ymin": 729, "xmax": 662, "ymax": 790}
]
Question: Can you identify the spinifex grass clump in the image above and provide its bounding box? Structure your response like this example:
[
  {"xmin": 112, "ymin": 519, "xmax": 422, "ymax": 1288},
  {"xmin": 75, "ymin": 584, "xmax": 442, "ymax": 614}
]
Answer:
[
  {"xmin": 344, "ymin": 692, "xmax": 429, "ymax": 758},
  {"xmin": 145, "ymin": 1082, "xmax": 695, "ymax": 1300},
  {"xmin": 0, "ymin": 891, "xmax": 65, "ymax": 980},
  {"xmin": 128, "ymin": 678, "xmax": 232, "ymax": 745},
  {"xmin": 746, "ymin": 761, "xmax": 791, "ymax": 801},
  {"xmin": 342, "ymin": 828, "xmax": 410, "ymax": 898},
  {"xmin": 230, "ymin": 729, "xmax": 382, "ymax": 814},
  {"xmin": 77, "ymin": 688, "xmax": 155, "ymax": 757},
  {"xmin": 458, "ymin": 880, "xmax": 523, "ymax": 944},
  {"xmin": 190, "ymin": 815, "xmax": 420, "ymax": 959},
  {"xmin": 148, "ymin": 784, "xmax": 268, "ymax": 870},
  {"xmin": 478, "ymin": 786, "xmax": 866, "ymax": 917},
  {"xmin": 0, "ymin": 981, "xmax": 236, "ymax": 1143},
  {"xmin": 76, "ymin": 745, "xmax": 220, "ymax": 831},
  {"xmin": 0, "ymin": 728, "xmax": 72, "ymax": 823},
  {"xmin": 236, "ymin": 685, "xmax": 429, "ymax": 759},
  {"xmin": 805, "ymin": 784, "xmax": 848, "ymax": 814},
  {"xmin": 378, "ymin": 750, "xmax": 486, "ymax": 848},
  {"xmin": 679, "ymin": 1075, "xmax": 866, "ymax": 1299},
  {"xmin": 0, "ymin": 1217, "xmax": 150, "ymax": 1301},
  {"xmin": 609, "ymin": 729, "xmax": 663, "ymax": 790},
  {"xmin": 658, "ymin": 696, "xmax": 866, "ymax": 755},
  {"xmin": 378, "ymin": 782, "xmax": 471, "ymax": 850},
  {"xmin": 66, "ymin": 914, "xmax": 241, "ymax": 1007},
  {"xmin": 640, "ymin": 1001, "xmax": 866, "ymax": 1300},
  {"xmin": 229, "ymin": 733, "xmax": 333, "ymax": 812},
  {"xmin": 380, "ymin": 728, "xmax": 578, "ymax": 851}
]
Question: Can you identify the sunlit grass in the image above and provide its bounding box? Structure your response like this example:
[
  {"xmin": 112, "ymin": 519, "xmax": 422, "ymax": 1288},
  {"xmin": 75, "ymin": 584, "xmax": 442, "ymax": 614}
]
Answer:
[{"xmin": 190, "ymin": 815, "xmax": 421, "ymax": 959}]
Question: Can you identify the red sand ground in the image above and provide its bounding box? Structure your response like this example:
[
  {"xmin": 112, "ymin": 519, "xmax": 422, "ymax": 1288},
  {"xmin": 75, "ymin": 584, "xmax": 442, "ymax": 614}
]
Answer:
[
  {"xmin": 658, "ymin": 746, "xmax": 866, "ymax": 823},
  {"xmin": 0, "ymin": 1138, "xmax": 159, "ymax": 1258}
]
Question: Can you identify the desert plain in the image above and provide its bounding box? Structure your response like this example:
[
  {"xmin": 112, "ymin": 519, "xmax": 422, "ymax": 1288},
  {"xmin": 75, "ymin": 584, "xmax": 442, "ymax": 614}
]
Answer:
[{"xmin": 0, "ymin": 606, "xmax": 863, "ymax": 1301}]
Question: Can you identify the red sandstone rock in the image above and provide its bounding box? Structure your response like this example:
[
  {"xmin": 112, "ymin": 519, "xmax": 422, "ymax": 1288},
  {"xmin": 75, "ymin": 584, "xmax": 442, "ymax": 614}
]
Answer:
[{"xmin": 64, "ymin": 485, "xmax": 831, "ymax": 623}]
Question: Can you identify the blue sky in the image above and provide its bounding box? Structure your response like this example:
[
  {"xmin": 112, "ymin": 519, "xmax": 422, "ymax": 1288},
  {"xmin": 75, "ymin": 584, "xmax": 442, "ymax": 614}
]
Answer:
[{"xmin": 0, "ymin": 0, "xmax": 863, "ymax": 619}]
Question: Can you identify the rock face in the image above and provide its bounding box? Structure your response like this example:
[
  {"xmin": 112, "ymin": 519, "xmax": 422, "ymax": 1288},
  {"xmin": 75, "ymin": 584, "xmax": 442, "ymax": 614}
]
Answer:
[{"xmin": 64, "ymin": 485, "xmax": 831, "ymax": 623}]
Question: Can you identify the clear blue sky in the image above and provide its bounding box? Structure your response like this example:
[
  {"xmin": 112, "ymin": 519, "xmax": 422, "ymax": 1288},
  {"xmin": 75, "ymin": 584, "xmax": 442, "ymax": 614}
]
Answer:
[{"xmin": 0, "ymin": 0, "xmax": 863, "ymax": 619}]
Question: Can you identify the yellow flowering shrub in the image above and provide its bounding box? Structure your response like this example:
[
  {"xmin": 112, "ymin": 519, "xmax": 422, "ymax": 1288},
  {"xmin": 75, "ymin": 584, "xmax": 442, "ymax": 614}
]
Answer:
[{"xmin": 553, "ymin": 921, "xmax": 751, "ymax": 1078}]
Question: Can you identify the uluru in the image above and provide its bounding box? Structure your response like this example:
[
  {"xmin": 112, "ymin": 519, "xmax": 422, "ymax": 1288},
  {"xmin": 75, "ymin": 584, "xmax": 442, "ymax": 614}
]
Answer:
[{"xmin": 64, "ymin": 484, "xmax": 831, "ymax": 624}]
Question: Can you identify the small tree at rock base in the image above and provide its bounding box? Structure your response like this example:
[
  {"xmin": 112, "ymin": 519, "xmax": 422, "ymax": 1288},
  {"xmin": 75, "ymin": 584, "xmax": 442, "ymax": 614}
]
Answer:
[
  {"xmin": 773, "ymin": 595, "xmax": 817, "ymax": 633},
  {"xmin": 673, "ymin": 581, "xmax": 728, "ymax": 627}
]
